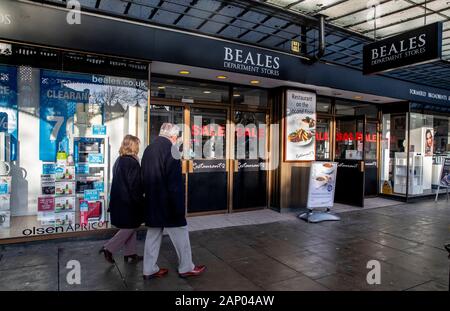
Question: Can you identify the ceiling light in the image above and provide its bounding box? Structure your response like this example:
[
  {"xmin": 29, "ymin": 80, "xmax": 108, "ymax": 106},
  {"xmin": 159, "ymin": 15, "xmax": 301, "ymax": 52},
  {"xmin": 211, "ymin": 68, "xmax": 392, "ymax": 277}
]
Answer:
[
  {"xmin": 354, "ymin": 96, "xmax": 363, "ymax": 100},
  {"xmin": 216, "ymin": 75, "xmax": 227, "ymax": 79},
  {"xmin": 179, "ymin": 70, "xmax": 190, "ymax": 75},
  {"xmin": 233, "ymin": 94, "xmax": 241, "ymax": 97},
  {"xmin": 157, "ymin": 86, "xmax": 165, "ymax": 90},
  {"xmin": 250, "ymin": 80, "xmax": 260, "ymax": 84},
  {"xmin": 203, "ymin": 91, "xmax": 211, "ymax": 94}
]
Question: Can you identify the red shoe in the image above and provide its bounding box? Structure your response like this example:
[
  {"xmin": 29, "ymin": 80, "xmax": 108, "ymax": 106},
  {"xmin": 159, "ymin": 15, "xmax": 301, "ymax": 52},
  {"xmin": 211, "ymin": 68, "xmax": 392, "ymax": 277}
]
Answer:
[
  {"xmin": 179, "ymin": 265, "xmax": 206, "ymax": 278},
  {"xmin": 143, "ymin": 268, "xmax": 169, "ymax": 280}
]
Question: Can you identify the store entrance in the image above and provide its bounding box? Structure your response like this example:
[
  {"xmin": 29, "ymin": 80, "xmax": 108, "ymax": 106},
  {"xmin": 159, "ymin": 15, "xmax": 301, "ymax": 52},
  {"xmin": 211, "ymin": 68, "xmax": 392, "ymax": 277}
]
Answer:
[
  {"xmin": 231, "ymin": 110, "xmax": 268, "ymax": 211},
  {"xmin": 187, "ymin": 106, "xmax": 229, "ymax": 214},
  {"xmin": 334, "ymin": 115, "xmax": 379, "ymax": 207},
  {"xmin": 148, "ymin": 79, "xmax": 270, "ymax": 215}
]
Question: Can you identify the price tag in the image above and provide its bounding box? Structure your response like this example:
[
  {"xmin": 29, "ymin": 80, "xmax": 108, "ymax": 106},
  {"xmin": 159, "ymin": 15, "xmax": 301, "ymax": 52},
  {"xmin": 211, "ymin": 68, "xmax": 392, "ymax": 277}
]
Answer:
[
  {"xmin": 84, "ymin": 189, "xmax": 99, "ymax": 202},
  {"xmin": 88, "ymin": 153, "xmax": 104, "ymax": 164},
  {"xmin": 92, "ymin": 125, "xmax": 107, "ymax": 136}
]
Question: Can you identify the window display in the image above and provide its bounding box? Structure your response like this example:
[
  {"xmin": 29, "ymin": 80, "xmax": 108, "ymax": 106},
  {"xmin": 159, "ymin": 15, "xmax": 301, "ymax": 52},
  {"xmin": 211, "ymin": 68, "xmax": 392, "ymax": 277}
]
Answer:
[
  {"xmin": 0, "ymin": 63, "xmax": 148, "ymax": 239},
  {"xmin": 380, "ymin": 113, "xmax": 408, "ymax": 197}
]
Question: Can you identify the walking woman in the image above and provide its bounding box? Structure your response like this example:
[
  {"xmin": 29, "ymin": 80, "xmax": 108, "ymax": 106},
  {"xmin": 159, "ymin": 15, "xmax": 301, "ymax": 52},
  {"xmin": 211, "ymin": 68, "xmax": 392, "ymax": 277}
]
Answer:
[{"xmin": 99, "ymin": 135, "xmax": 144, "ymax": 264}]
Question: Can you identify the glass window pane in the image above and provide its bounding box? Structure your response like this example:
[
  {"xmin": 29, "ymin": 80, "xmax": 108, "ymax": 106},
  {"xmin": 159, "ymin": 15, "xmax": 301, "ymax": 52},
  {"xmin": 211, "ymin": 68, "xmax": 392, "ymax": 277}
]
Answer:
[
  {"xmin": 315, "ymin": 118, "xmax": 330, "ymax": 160},
  {"xmin": 380, "ymin": 113, "xmax": 408, "ymax": 197},
  {"xmin": 317, "ymin": 97, "xmax": 331, "ymax": 113},
  {"xmin": 151, "ymin": 77, "xmax": 229, "ymax": 103},
  {"xmin": 233, "ymin": 87, "xmax": 268, "ymax": 107}
]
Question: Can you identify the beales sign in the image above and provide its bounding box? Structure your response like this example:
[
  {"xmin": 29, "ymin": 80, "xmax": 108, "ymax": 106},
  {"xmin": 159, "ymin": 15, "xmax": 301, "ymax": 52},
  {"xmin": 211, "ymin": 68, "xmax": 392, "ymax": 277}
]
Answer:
[
  {"xmin": 223, "ymin": 47, "xmax": 280, "ymax": 77},
  {"xmin": 363, "ymin": 22, "xmax": 442, "ymax": 75}
]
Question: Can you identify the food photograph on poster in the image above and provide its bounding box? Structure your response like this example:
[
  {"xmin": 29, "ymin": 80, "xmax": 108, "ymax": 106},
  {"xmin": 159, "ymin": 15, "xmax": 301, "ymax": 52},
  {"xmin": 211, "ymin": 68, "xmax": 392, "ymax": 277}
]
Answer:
[{"xmin": 285, "ymin": 90, "xmax": 316, "ymax": 161}]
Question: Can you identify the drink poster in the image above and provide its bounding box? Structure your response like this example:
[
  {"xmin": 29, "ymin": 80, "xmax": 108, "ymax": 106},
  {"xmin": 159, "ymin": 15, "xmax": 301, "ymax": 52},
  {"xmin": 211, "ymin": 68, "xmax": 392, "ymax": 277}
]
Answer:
[
  {"xmin": 307, "ymin": 162, "xmax": 338, "ymax": 209},
  {"xmin": 285, "ymin": 90, "xmax": 316, "ymax": 161}
]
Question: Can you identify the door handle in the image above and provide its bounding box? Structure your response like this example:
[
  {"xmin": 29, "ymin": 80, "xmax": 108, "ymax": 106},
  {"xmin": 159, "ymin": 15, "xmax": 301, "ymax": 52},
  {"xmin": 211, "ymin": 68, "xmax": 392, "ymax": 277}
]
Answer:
[
  {"xmin": 360, "ymin": 161, "xmax": 365, "ymax": 172},
  {"xmin": 234, "ymin": 160, "xmax": 239, "ymax": 172}
]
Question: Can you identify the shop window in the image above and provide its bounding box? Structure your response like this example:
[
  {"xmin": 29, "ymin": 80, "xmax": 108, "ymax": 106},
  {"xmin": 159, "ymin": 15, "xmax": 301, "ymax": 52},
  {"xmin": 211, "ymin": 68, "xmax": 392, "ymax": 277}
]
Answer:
[
  {"xmin": 407, "ymin": 113, "xmax": 448, "ymax": 197},
  {"xmin": 335, "ymin": 100, "xmax": 378, "ymax": 117},
  {"xmin": 0, "ymin": 63, "xmax": 148, "ymax": 239},
  {"xmin": 232, "ymin": 87, "xmax": 268, "ymax": 107},
  {"xmin": 317, "ymin": 97, "xmax": 332, "ymax": 114},
  {"xmin": 315, "ymin": 118, "xmax": 330, "ymax": 160},
  {"xmin": 380, "ymin": 113, "xmax": 408, "ymax": 197},
  {"xmin": 149, "ymin": 105, "xmax": 184, "ymax": 145}
]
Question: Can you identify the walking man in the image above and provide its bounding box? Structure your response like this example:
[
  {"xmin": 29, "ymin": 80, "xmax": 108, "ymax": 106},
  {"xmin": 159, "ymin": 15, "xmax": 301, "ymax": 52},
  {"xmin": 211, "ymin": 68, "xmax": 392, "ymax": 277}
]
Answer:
[{"xmin": 141, "ymin": 123, "xmax": 206, "ymax": 279}]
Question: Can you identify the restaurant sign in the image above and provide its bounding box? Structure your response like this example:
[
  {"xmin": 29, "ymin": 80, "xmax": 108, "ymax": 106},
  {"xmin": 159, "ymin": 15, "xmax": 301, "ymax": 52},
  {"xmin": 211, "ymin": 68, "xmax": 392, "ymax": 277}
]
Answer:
[
  {"xmin": 363, "ymin": 22, "xmax": 442, "ymax": 75},
  {"xmin": 285, "ymin": 90, "xmax": 316, "ymax": 161}
]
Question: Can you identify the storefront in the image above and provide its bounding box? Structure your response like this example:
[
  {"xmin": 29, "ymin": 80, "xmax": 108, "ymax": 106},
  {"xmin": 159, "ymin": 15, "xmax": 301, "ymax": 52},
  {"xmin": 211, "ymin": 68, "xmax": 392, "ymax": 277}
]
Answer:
[
  {"xmin": 380, "ymin": 102, "xmax": 450, "ymax": 200},
  {"xmin": 0, "ymin": 0, "xmax": 449, "ymax": 242}
]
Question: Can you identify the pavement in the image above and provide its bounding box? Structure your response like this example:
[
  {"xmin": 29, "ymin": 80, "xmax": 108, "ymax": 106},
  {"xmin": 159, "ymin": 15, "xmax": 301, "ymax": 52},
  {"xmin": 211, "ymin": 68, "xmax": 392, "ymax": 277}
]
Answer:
[{"xmin": 0, "ymin": 199, "xmax": 449, "ymax": 291}]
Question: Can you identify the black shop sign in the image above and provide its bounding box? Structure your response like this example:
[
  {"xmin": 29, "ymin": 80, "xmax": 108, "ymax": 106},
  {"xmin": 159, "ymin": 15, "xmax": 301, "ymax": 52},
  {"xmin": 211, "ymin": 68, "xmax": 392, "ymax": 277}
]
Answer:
[{"xmin": 363, "ymin": 22, "xmax": 442, "ymax": 75}]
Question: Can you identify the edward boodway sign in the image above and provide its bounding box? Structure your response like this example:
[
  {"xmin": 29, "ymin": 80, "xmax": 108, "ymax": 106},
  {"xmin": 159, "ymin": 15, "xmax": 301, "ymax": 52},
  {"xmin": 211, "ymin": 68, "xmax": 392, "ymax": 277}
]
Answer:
[{"xmin": 363, "ymin": 22, "xmax": 442, "ymax": 75}]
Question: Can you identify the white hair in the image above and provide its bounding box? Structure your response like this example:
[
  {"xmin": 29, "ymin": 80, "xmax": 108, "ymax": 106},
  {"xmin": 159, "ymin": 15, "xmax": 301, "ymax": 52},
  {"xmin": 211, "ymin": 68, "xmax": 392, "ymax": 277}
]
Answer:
[{"xmin": 159, "ymin": 123, "xmax": 180, "ymax": 138}]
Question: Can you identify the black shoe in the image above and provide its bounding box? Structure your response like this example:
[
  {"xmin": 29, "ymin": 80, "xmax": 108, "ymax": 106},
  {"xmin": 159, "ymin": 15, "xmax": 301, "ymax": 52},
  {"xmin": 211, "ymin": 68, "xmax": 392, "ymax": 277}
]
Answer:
[
  {"xmin": 124, "ymin": 254, "xmax": 143, "ymax": 264},
  {"xmin": 99, "ymin": 247, "xmax": 115, "ymax": 264}
]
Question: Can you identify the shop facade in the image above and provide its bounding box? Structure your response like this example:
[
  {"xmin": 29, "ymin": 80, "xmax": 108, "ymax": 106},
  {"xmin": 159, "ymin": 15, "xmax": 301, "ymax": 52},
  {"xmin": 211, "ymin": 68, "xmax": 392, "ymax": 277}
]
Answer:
[{"xmin": 0, "ymin": 0, "xmax": 449, "ymax": 242}]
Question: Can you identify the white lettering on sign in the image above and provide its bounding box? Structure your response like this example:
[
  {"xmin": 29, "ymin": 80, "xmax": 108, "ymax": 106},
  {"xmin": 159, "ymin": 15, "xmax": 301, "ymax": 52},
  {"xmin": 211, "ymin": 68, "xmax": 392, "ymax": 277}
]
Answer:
[
  {"xmin": 410, "ymin": 89, "xmax": 450, "ymax": 102},
  {"xmin": 0, "ymin": 86, "xmax": 10, "ymax": 95},
  {"xmin": 370, "ymin": 34, "xmax": 427, "ymax": 66},
  {"xmin": 46, "ymin": 89, "xmax": 89, "ymax": 101},
  {"xmin": 223, "ymin": 47, "xmax": 280, "ymax": 77},
  {"xmin": 0, "ymin": 14, "xmax": 12, "ymax": 25}
]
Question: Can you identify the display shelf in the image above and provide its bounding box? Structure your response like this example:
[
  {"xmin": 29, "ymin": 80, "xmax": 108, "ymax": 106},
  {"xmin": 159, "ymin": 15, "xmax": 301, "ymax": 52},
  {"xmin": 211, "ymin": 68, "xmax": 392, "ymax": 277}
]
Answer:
[{"xmin": 393, "ymin": 152, "xmax": 423, "ymax": 195}]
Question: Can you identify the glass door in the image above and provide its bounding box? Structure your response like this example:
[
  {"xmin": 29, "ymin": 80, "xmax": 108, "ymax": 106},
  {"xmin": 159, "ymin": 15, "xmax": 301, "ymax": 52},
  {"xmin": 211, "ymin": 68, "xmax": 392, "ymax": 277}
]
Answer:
[
  {"xmin": 232, "ymin": 110, "xmax": 268, "ymax": 211},
  {"xmin": 364, "ymin": 119, "xmax": 379, "ymax": 196},
  {"xmin": 187, "ymin": 106, "xmax": 229, "ymax": 214},
  {"xmin": 334, "ymin": 116, "xmax": 366, "ymax": 207}
]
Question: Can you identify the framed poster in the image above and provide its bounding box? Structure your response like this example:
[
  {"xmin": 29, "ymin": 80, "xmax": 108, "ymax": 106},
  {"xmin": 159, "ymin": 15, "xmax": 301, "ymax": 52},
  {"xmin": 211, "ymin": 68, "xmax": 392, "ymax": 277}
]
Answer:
[{"xmin": 285, "ymin": 90, "xmax": 316, "ymax": 161}]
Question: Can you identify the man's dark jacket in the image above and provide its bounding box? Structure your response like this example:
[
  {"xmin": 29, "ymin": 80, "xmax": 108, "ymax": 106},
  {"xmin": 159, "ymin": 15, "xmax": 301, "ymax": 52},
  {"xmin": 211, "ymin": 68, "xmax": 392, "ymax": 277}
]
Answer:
[
  {"xmin": 108, "ymin": 155, "xmax": 144, "ymax": 229},
  {"xmin": 141, "ymin": 136, "xmax": 186, "ymax": 227}
]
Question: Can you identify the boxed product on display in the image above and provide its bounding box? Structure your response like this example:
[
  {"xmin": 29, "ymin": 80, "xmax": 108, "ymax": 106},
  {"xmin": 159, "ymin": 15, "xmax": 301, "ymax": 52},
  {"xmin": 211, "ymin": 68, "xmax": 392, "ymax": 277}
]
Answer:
[
  {"xmin": 79, "ymin": 198, "xmax": 104, "ymax": 223},
  {"xmin": 55, "ymin": 181, "xmax": 75, "ymax": 195},
  {"xmin": 41, "ymin": 174, "xmax": 56, "ymax": 195},
  {"xmin": 42, "ymin": 163, "xmax": 56, "ymax": 175},
  {"xmin": 37, "ymin": 213, "xmax": 55, "ymax": 226},
  {"xmin": 0, "ymin": 176, "xmax": 11, "ymax": 195},
  {"xmin": 55, "ymin": 212, "xmax": 75, "ymax": 226},
  {"xmin": 55, "ymin": 196, "xmax": 75, "ymax": 212},
  {"xmin": 0, "ymin": 194, "xmax": 10, "ymax": 211},
  {"xmin": 55, "ymin": 165, "xmax": 75, "ymax": 181},
  {"xmin": 0, "ymin": 211, "xmax": 10, "ymax": 229}
]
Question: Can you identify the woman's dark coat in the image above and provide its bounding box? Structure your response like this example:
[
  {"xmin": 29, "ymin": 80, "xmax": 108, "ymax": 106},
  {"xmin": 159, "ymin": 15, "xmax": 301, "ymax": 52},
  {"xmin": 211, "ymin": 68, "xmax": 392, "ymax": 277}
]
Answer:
[
  {"xmin": 141, "ymin": 136, "xmax": 186, "ymax": 227},
  {"xmin": 108, "ymin": 155, "xmax": 144, "ymax": 229}
]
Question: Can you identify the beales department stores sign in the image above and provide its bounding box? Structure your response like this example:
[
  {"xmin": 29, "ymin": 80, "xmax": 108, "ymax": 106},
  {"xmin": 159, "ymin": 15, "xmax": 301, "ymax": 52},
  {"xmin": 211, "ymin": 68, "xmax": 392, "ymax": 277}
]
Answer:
[
  {"xmin": 223, "ymin": 46, "xmax": 281, "ymax": 77},
  {"xmin": 363, "ymin": 22, "xmax": 443, "ymax": 75}
]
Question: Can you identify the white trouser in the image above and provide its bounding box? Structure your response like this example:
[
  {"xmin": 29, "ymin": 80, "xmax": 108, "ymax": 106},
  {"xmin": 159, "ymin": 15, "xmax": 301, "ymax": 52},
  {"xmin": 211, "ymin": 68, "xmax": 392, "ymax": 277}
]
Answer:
[{"xmin": 143, "ymin": 226, "xmax": 195, "ymax": 275}]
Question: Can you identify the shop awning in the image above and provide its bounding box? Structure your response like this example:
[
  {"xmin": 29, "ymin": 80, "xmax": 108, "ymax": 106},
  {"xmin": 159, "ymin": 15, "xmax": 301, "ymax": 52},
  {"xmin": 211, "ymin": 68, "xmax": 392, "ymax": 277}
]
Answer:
[{"xmin": 31, "ymin": 0, "xmax": 450, "ymax": 91}]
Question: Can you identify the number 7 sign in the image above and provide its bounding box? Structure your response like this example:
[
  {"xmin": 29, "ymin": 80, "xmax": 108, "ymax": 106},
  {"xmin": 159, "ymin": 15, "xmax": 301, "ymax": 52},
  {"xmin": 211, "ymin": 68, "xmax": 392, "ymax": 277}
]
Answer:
[{"xmin": 47, "ymin": 116, "xmax": 64, "ymax": 141}]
